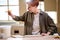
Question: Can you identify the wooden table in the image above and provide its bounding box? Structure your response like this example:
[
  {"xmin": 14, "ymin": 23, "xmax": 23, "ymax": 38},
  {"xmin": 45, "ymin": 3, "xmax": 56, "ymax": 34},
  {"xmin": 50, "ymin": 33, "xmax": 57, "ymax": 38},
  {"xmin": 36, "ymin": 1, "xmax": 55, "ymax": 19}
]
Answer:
[
  {"xmin": 7, "ymin": 35, "xmax": 60, "ymax": 40},
  {"xmin": 0, "ymin": 39, "xmax": 6, "ymax": 40}
]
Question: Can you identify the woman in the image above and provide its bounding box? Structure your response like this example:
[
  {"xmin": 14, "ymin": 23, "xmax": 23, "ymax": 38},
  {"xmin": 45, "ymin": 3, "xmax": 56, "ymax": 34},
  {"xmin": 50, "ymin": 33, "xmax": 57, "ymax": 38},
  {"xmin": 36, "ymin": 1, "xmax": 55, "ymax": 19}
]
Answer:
[{"xmin": 8, "ymin": 0, "xmax": 57, "ymax": 36}]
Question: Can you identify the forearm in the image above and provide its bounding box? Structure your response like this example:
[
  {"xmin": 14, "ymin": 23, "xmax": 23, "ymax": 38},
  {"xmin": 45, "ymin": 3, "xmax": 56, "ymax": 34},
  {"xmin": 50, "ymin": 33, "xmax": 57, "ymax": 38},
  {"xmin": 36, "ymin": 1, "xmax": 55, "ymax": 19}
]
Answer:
[{"xmin": 10, "ymin": 15, "xmax": 16, "ymax": 18}]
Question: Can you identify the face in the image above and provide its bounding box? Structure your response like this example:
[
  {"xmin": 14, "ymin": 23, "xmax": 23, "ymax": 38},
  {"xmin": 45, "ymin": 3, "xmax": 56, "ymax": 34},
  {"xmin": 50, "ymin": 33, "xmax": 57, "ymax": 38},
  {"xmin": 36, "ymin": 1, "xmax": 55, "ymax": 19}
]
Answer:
[{"xmin": 28, "ymin": 4, "xmax": 36, "ymax": 13}]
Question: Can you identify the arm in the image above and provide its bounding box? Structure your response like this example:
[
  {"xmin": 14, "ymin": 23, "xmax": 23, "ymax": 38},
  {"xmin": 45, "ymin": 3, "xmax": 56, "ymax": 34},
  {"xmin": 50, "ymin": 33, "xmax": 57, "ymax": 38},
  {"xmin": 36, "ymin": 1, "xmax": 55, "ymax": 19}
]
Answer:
[
  {"xmin": 47, "ymin": 15, "xmax": 57, "ymax": 35},
  {"xmin": 8, "ymin": 10, "xmax": 27, "ymax": 21},
  {"xmin": 41, "ymin": 14, "xmax": 57, "ymax": 36},
  {"xmin": 13, "ymin": 13, "xmax": 26, "ymax": 21}
]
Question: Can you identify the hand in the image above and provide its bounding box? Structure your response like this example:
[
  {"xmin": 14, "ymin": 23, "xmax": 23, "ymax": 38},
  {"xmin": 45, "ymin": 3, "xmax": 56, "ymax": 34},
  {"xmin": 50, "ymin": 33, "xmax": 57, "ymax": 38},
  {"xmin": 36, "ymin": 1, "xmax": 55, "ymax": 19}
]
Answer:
[
  {"xmin": 8, "ymin": 10, "xmax": 12, "ymax": 16},
  {"xmin": 7, "ymin": 10, "xmax": 15, "ymax": 18},
  {"xmin": 41, "ymin": 33, "xmax": 47, "ymax": 36},
  {"xmin": 41, "ymin": 32, "xmax": 50, "ymax": 36}
]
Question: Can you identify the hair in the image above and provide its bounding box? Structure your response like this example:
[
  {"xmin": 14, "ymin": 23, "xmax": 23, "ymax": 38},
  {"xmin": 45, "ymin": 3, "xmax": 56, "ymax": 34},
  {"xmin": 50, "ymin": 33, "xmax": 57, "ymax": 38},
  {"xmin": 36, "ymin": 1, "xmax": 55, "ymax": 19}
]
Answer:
[{"xmin": 27, "ymin": 0, "xmax": 39, "ymax": 7}]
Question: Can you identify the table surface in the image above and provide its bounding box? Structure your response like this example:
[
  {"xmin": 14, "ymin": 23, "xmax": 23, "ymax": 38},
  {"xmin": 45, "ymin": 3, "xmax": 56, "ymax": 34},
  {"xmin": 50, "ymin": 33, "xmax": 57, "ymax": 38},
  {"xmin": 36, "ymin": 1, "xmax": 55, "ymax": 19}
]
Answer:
[{"xmin": 7, "ymin": 35, "xmax": 60, "ymax": 40}]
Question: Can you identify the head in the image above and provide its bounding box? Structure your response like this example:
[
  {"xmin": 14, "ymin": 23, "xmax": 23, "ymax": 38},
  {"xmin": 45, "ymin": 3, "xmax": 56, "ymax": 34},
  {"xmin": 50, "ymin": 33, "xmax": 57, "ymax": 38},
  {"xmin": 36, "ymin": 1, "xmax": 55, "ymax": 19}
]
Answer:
[{"xmin": 27, "ymin": 0, "xmax": 39, "ymax": 13}]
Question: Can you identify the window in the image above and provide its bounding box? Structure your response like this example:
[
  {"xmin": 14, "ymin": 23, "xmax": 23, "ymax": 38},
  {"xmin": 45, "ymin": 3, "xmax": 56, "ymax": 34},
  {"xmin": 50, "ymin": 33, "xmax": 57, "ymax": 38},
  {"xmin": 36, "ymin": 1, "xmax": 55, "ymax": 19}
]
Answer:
[
  {"xmin": 0, "ymin": 0, "xmax": 19, "ymax": 20},
  {"xmin": 45, "ymin": 11, "xmax": 57, "ymax": 24},
  {"xmin": 38, "ymin": 1, "xmax": 44, "ymax": 11}
]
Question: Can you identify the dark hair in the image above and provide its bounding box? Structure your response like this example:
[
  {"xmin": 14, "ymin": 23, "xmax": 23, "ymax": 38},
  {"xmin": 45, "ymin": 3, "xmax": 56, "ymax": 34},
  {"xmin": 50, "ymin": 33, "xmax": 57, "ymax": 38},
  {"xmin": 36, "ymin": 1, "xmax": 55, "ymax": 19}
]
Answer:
[{"xmin": 27, "ymin": 0, "xmax": 39, "ymax": 7}]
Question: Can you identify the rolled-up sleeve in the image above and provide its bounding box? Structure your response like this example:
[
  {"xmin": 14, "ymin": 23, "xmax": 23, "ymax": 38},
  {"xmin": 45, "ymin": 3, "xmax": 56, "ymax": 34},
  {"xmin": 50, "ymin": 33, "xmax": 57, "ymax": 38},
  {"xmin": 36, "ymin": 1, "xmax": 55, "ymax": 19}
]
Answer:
[{"xmin": 13, "ymin": 12, "xmax": 27, "ymax": 21}]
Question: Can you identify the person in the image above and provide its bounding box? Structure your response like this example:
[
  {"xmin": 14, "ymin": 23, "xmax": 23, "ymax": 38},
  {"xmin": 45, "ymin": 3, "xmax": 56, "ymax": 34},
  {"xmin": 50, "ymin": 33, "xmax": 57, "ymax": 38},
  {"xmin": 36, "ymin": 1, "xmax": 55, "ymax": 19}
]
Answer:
[{"xmin": 8, "ymin": 0, "xmax": 57, "ymax": 36}]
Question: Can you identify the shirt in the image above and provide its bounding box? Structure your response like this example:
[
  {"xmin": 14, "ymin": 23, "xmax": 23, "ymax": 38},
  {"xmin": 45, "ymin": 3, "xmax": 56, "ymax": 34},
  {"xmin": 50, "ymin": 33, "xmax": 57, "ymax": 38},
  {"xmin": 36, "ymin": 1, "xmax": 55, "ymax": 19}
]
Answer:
[{"xmin": 32, "ymin": 13, "xmax": 40, "ymax": 35}]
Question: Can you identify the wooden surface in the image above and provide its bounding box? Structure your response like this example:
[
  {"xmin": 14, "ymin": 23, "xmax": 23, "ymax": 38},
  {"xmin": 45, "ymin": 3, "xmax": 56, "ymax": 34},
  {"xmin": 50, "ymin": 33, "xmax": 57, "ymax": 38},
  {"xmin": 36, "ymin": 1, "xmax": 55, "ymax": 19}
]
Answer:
[
  {"xmin": 0, "ymin": 39, "xmax": 6, "ymax": 40},
  {"xmin": 7, "ymin": 35, "xmax": 60, "ymax": 40}
]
